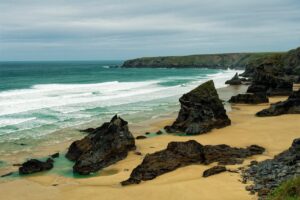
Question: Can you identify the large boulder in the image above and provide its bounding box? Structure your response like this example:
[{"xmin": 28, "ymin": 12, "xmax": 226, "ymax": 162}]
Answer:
[
  {"xmin": 247, "ymin": 68, "xmax": 293, "ymax": 96},
  {"xmin": 225, "ymin": 73, "xmax": 242, "ymax": 85},
  {"xmin": 19, "ymin": 158, "xmax": 54, "ymax": 175},
  {"xmin": 164, "ymin": 80, "xmax": 231, "ymax": 135},
  {"xmin": 121, "ymin": 140, "xmax": 265, "ymax": 185},
  {"xmin": 256, "ymin": 90, "xmax": 300, "ymax": 117},
  {"xmin": 66, "ymin": 115, "xmax": 136, "ymax": 175},
  {"xmin": 229, "ymin": 93, "xmax": 269, "ymax": 104}
]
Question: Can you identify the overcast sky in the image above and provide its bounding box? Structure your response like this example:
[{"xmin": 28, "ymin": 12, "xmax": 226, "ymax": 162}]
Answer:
[{"xmin": 1, "ymin": 0, "xmax": 300, "ymax": 61}]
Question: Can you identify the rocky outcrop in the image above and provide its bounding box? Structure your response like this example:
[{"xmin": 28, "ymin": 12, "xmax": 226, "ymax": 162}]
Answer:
[
  {"xmin": 121, "ymin": 140, "xmax": 265, "ymax": 185},
  {"xmin": 164, "ymin": 80, "xmax": 231, "ymax": 135},
  {"xmin": 203, "ymin": 166, "xmax": 227, "ymax": 177},
  {"xmin": 66, "ymin": 115, "xmax": 136, "ymax": 175},
  {"xmin": 256, "ymin": 90, "xmax": 300, "ymax": 117},
  {"xmin": 247, "ymin": 68, "xmax": 293, "ymax": 96},
  {"xmin": 242, "ymin": 138, "xmax": 300, "ymax": 199},
  {"xmin": 229, "ymin": 93, "xmax": 269, "ymax": 104},
  {"xmin": 203, "ymin": 144, "xmax": 265, "ymax": 165},
  {"xmin": 19, "ymin": 158, "xmax": 54, "ymax": 175},
  {"xmin": 225, "ymin": 73, "xmax": 242, "ymax": 85}
]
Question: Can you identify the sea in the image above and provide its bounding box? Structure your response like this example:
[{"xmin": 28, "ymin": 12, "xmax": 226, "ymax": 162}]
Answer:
[{"xmin": 0, "ymin": 60, "xmax": 242, "ymax": 159}]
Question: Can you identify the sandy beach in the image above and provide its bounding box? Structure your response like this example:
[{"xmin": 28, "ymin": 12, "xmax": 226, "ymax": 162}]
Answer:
[{"xmin": 1, "ymin": 85, "xmax": 300, "ymax": 200}]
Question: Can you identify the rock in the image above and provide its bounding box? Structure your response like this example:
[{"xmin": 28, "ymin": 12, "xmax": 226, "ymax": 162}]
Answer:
[
  {"xmin": 156, "ymin": 130, "xmax": 163, "ymax": 135},
  {"xmin": 19, "ymin": 158, "xmax": 54, "ymax": 175},
  {"xmin": 66, "ymin": 115, "xmax": 136, "ymax": 175},
  {"xmin": 121, "ymin": 140, "xmax": 204, "ymax": 186},
  {"xmin": 1, "ymin": 172, "xmax": 13, "ymax": 178},
  {"xmin": 256, "ymin": 90, "xmax": 300, "ymax": 117},
  {"xmin": 242, "ymin": 138, "xmax": 300, "ymax": 199},
  {"xmin": 247, "ymin": 68, "xmax": 293, "ymax": 96},
  {"xmin": 136, "ymin": 135, "xmax": 147, "ymax": 140},
  {"xmin": 203, "ymin": 144, "xmax": 265, "ymax": 165},
  {"xmin": 203, "ymin": 166, "xmax": 227, "ymax": 177},
  {"xmin": 145, "ymin": 132, "xmax": 150, "ymax": 135},
  {"xmin": 50, "ymin": 152, "xmax": 59, "ymax": 159},
  {"xmin": 80, "ymin": 128, "xmax": 95, "ymax": 134},
  {"xmin": 225, "ymin": 73, "xmax": 242, "ymax": 85},
  {"xmin": 12, "ymin": 163, "xmax": 22, "ymax": 167},
  {"xmin": 229, "ymin": 93, "xmax": 269, "ymax": 104},
  {"xmin": 121, "ymin": 140, "xmax": 264, "ymax": 185},
  {"xmin": 134, "ymin": 152, "xmax": 142, "ymax": 156},
  {"xmin": 164, "ymin": 80, "xmax": 231, "ymax": 135}
]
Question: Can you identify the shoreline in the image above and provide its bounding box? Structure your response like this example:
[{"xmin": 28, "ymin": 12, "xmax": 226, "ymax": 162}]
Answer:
[{"xmin": 1, "ymin": 84, "xmax": 300, "ymax": 199}]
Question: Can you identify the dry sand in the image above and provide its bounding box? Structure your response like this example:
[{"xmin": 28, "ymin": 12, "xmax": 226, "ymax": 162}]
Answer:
[{"xmin": 1, "ymin": 86, "xmax": 300, "ymax": 200}]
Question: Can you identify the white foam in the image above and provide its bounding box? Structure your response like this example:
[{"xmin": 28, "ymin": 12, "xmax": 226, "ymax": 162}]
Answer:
[{"xmin": 0, "ymin": 69, "xmax": 242, "ymax": 131}]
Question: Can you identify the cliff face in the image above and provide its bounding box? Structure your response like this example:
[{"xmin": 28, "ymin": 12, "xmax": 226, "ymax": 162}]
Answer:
[{"xmin": 122, "ymin": 52, "xmax": 281, "ymax": 69}]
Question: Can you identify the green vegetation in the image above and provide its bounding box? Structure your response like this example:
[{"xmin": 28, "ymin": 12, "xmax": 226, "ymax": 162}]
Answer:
[
  {"xmin": 122, "ymin": 52, "xmax": 284, "ymax": 69},
  {"xmin": 267, "ymin": 176, "xmax": 300, "ymax": 200}
]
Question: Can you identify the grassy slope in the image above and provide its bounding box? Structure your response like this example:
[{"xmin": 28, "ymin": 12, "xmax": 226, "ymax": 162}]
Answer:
[
  {"xmin": 267, "ymin": 176, "xmax": 300, "ymax": 200},
  {"xmin": 122, "ymin": 52, "xmax": 284, "ymax": 69}
]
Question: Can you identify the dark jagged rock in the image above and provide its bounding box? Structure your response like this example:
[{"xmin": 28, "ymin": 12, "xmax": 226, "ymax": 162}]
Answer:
[
  {"xmin": 242, "ymin": 138, "xmax": 300, "ymax": 199},
  {"xmin": 229, "ymin": 93, "xmax": 269, "ymax": 104},
  {"xmin": 225, "ymin": 73, "xmax": 242, "ymax": 85},
  {"xmin": 66, "ymin": 115, "xmax": 136, "ymax": 175},
  {"xmin": 247, "ymin": 68, "xmax": 293, "ymax": 96},
  {"xmin": 164, "ymin": 80, "xmax": 231, "ymax": 135},
  {"xmin": 50, "ymin": 152, "xmax": 59, "ymax": 159},
  {"xmin": 203, "ymin": 166, "xmax": 227, "ymax": 177},
  {"xmin": 80, "ymin": 128, "xmax": 95, "ymax": 134},
  {"xmin": 203, "ymin": 144, "xmax": 265, "ymax": 165},
  {"xmin": 121, "ymin": 140, "xmax": 204, "ymax": 186},
  {"xmin": 256, "ymin": 90, "xmax": 300, "ymax": 117},
  {"xmin": 121, "ymin": 140, "xmax": 265, "ymax": 185},
  {"xmin": 19, "ymin": 158, "xmax": 54, "ymax": 175},
  {"xmin": 136, "ymin": 135, "xmax": 147, "ymax": 140}
]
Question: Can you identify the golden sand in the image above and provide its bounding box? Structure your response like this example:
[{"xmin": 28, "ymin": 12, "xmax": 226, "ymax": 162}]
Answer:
[{"xmin": 1, "ymin": 86, "xmax": 300, "ymax": 200}]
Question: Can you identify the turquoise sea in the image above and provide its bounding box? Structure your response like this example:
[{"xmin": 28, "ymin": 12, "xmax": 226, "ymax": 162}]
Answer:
[{"xmin": 0, "ymin": 61, "xmax": 241, "ymax": 157}]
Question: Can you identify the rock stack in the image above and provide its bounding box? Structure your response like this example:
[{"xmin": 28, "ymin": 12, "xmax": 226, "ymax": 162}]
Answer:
[
  {"xmin": 164, "ymin": 80, "xmax": 231, "ymax": 135},
  {"xmin": 66, "ymin": 115, "xmax": 136, "ymax": 175}
]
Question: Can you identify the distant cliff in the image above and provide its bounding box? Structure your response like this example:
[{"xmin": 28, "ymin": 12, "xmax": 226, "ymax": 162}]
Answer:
[{"xmin": 122, "ymin": 52, "xmax": 282, "ymax": 69}]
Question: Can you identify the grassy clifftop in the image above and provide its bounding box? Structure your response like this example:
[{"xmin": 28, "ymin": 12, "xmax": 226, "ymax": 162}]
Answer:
[{"xmin": 122, "ymin": 52, "xmax": 283, "ymax": 69}]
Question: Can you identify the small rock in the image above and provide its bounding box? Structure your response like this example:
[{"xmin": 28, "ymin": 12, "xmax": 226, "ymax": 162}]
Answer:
[
  {"xmin": 145, "ymin": 132, "xmax": 150, "ymax": 135},
  {"xmin": 136, "ymin": 135, "xmax": 147, "ymax": 140},
  {"xmin": 50, "ymin": 152, "xmax": 59, "ymax": 159},
  {"xmin": 156, "ymin": 130, "xmax": 163, "ymax": 135},
  {"xmin": 1, "ymin": 172, "xmax": 13, "ymax": 178},
  {"xmin": 203, "ymin": 166, "xmax": 227, "ymax": 177},
  {"xmin": 134, "ymin": 152, "xmax": 142, "ymax": 156}
]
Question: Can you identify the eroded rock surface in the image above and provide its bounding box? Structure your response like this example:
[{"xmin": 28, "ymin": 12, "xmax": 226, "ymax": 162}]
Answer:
[
  {"xmin": 229, "ymin": 93, "xmax": 269, "ymax": 104},
  {"xmin": 19, "ymin": 158, "xmax": 54, "ymax": 175},
  {"xmin": 256, "ymin": 90, "xmax": 300, "ymax": 117},
  {"xmin": 165, "ymin": 80, "xmax": 231, "ymax": 135},
  {"xmin": 66, "ymin": 115, "xmax": 136, "ymax": 175},
  {"xmin": 121, "ymin": 140, "xmax": 265, "ymax": 185}
]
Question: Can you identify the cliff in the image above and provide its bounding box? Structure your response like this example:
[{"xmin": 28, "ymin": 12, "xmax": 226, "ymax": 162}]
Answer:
[{"xmin": 122, "ymin": 52, "xmax": 282, "ymax": 69}]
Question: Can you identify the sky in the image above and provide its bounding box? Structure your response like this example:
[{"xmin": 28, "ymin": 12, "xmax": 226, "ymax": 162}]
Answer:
[{"xmin": 1, "ymin": 0, "xmax": 300, "ymax": 61}]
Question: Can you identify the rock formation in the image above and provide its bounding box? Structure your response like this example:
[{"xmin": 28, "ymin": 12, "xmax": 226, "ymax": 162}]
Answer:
[
  {"xmin": 19, "ymin": 158, "xmax": 54, "ymax": 175},
  {"xmin": 256, "ymin": 90, "xmax": 300, "ymax": 117},
  {"xmin": 242, "ymin": 138, "xmax": 300, "ymax": 199},
  {"xmin": 121, "ymin": 140, "xmax": 265, "ymax": 185},
  {"xmin": 66, "ymin": 115, "xmax": 136, "ymax": 175},
  {"xmin": 229, "ymin": 93, "xmax": 269, "ymax": 104},
  {"xmin": 247, "ymin": 68, "xmax": 293, "ymax": 96},
  {"xmin": 225, "ymin": 73, "xmax": 242, "ymax": 85},
  {"xmin": 164, "ymin": 80, "xmax": 231, "ymax": 135}
]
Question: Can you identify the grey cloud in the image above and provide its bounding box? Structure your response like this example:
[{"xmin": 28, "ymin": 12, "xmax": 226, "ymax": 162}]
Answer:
[{"xmin": 0, "ymin": 0, "xmax": 300, "ymax": 60}]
